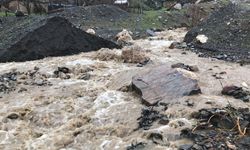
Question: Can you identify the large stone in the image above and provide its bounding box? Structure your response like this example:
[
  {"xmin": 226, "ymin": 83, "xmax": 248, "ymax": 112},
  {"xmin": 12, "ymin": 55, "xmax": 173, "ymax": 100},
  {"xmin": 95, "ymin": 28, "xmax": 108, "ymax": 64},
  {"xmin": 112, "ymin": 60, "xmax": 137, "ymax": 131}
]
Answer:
[
  {"xmin": 132, "ymin": 66, "xmax": 201, "ymax": 106},
  {"xmin": 0, "ymin": 16, "xmax": 119, "ymax": 62}
]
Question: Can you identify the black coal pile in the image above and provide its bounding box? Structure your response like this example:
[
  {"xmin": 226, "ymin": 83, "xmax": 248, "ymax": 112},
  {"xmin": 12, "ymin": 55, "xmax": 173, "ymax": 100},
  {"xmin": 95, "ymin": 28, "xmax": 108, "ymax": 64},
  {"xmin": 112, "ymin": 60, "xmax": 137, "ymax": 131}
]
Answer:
[
  {"xmin": 184, "ymin": 3, "xmax": 250, "ymax": 63},
  {"xmin": 181, "ymin": 106, "xmax": 250, "ymax": 149},
  {"xmin": 0, "ymin": 16, "xmax": 119, "ymax": 62}
]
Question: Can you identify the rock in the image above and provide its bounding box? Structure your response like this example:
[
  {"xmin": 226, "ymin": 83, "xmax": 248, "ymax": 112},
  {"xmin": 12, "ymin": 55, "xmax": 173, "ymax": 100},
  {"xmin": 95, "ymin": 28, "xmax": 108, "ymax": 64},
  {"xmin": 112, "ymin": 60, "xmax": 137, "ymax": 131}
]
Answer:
[
  {"xmin": 171, "ymin": 63, "xmax": 199, "ymax": 72},
  {"xmin": 196, "ymin": 34, "xmax": 208, "ymax": 44},
  {"xmin": 132, "ymin": 66, "xmax": 201, "ymax": 105},
  {"xmin": 0, "ymin": 16, "xmax": 119, "ymax": 62},
  {"xmin": 86, "ymin": 28, "xmax": 96, "ymax": 35},
  {"xmin": 33, "ymin": 78, "xmax": 45, "ymax": 86},
  {"xmin": 58, "ymin": 67, "xmax": 70, "ymax": 74},
  {"xmin": 54, "ymin": 67, "xmax": 71, "ymax": 79},
  {"xmin": 174, "ymin": 3, "xmax": 182, "ymax": 10},
  {"xmin": 222, "ymin": 85, "xmax": 250, "ymax": 102},
  {"xmin": 179, "ymin": 144, "xmax": 193, "ymax": 150},
  {"xmin": 15, "ymin": 10, "xmax": 24, "ymax": 17},
  {"xmin": 107, "ymin": 69, "xmax": 143, "ymax": 90},
  {"xmin": 146, "ymin": 29, "xmax": 157, "ymax": 36},
  {"xmin": 6, "ymin": 113, "xmax": 19, "ymax": 119},
  {"xmin": 169, "ymin": 42, "xmax": 179, "ymax": 49}
]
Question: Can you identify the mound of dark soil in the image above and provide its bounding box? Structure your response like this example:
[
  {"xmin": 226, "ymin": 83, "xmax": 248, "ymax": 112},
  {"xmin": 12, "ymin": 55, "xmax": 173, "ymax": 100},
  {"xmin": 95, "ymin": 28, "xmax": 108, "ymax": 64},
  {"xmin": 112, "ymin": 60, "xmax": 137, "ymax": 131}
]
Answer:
[
  {"xmin": 184, "ymin": 3, "xmax": 250, "ymax": 63},
  {"xmin": 61, "ymin": 4, "xmax": 129, "ymax": 21},
  {"xmin": 0, "ymin": 16, "xmax": 119, "ymax": 62}
]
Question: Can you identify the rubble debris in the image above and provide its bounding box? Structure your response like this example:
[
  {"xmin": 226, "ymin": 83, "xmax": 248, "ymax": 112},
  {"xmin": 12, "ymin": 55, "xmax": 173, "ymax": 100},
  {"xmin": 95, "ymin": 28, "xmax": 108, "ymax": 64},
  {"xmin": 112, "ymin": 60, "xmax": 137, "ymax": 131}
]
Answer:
[
  {"xmin": 54, "ymin": 67, "xmax": 71, "ymax": 79},
  {"xmin": 132, "ymin": 66, "xmax": 201, "ymax": 105},
  {"xmin": 0, "ymin": 71, "xmax": 19, "ymax": 93},
  {"xmin": 222, "ymin": 85, "xmax": 250, "ymax": 102},
  {"xmin": 135, "ymin": 107, "xmax": 169, "ymax": 130},
  {"xmin": 147, "ymin": 132, "xmax": 169, "ymax": 146},
  {"xmin": 127, "ymin": 142, "xmax": 146, "ymax": 150},
  {"xmin": 171, "ymin": 63, "xmax": 199, "ymax": 72},
  {"xmin": 0, "ymin": 16, "xmax": 119, "ymax": 62},
  {"xmin": 0, "ymin": 67, "xmax": 52, "ymax": 94},
  {"xmin": 181, "ymin": 106, "xmax": 250, "ymax": 149},
  {"xmin": 185, "ymin": 3, "xmax": 250, "ymax": 63}
]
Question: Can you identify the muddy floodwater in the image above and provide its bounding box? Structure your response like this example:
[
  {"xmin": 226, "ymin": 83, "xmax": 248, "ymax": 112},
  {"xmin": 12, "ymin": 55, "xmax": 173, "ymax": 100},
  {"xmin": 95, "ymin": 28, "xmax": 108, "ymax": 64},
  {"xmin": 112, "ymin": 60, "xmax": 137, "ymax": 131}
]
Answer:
[{"xmin": 0, "ymin": 28, "xmax": 249, "ymax": 150}]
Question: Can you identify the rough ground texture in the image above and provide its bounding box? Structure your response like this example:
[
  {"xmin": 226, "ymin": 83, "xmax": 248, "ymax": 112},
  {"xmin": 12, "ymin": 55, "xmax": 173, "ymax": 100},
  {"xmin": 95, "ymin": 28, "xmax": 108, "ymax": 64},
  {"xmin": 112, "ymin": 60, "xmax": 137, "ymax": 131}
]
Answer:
[
  {"xmin": 60, "ymin": 4, "xmax": 129, "ymax": 22},
  {"xmin": 184, "ymin": 3, "xmax": 250, "ymax": 63},
  {"xmin": 132, "ymin": 66, "xmax": 201, "ymax": 106},
  {"xmin": 0, "ymin": 16, "xmax": 119, "ymax": 62}
]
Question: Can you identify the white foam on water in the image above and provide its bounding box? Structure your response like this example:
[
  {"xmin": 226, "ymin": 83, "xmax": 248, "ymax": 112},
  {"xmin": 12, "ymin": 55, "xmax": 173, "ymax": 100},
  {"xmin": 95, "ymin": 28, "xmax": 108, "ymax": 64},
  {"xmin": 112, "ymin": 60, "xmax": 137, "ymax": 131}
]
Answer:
[
  {"xmin": 57, "ymin": 79, "xmax": 86, "ymax": 86},
  {"xmin": 148, "ymin": 40, "xmax": 173, "ymax": 49},
  {"xmin": 93, "ymin": 91, "xmax": 127, "ymax": 123},
  {"xmin": 66, "ymin": 59, "xmax": 95, "ymax": 66}
]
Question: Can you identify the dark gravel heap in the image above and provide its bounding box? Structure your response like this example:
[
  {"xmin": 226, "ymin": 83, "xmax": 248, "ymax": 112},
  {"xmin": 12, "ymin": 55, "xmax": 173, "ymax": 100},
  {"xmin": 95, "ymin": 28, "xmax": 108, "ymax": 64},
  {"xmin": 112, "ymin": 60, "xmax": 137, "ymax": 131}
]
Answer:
[
  {"xmin": 0, "ymin": 16, "xmax": 119, "ymax": 62},
  {"xmin": 60, "ymin": 4, "xmax": 129, "ymax": 21},
  {"xmin": 184, "ymin": 3, "xmax": 250, "ymax": 63}
]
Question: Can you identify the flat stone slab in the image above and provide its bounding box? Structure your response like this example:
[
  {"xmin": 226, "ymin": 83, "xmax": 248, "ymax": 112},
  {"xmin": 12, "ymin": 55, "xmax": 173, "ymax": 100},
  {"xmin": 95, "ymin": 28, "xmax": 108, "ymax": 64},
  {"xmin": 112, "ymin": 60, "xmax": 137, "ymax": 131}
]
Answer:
[{"xmin": 132, "ymin": 65, "xmax": 201, "ymax": 105}]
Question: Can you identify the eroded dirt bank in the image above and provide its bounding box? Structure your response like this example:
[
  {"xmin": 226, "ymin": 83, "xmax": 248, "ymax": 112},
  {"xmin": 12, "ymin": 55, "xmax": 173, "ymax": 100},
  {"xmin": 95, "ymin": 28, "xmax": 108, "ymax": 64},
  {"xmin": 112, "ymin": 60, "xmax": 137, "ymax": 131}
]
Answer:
[{"xmin": 0, "ymin": 28, "xmax": 250, "ymax": 149}]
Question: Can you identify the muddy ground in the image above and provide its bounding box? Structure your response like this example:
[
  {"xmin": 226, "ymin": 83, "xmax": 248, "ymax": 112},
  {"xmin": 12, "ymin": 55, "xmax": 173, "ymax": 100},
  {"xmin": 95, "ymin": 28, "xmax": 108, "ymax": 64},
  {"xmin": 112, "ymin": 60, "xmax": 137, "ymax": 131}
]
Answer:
[{"xmin": 0, "ymin": 28, "xmax": 250, "ymax": 149}]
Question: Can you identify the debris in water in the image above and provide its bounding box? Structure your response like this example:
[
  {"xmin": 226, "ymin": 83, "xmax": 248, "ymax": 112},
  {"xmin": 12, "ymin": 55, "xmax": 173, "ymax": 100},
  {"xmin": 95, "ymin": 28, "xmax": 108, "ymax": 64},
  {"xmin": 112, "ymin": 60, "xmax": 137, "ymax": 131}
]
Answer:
[
  {"xmin": 135, "ymin": 107, "xmax": 168, "ymax": 130},
  {"xmin": 181, "ymin": 105, "xmax": 250, "ymax": 149},
  {"xmin": 171, "ymin": 63, "xmax": 199, "ymax": 72},
  {"xmin": 222, "ymin": 85, "xmax": 250, "ymax": 102}
]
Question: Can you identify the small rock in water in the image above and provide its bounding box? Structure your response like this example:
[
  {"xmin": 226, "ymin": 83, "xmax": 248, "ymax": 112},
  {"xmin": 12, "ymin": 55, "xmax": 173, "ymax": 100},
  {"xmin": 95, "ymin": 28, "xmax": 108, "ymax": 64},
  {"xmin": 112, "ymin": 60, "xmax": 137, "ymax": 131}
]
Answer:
[{"xmin": 7, "ymin": 113, "xmax": 19, "ymax": 119}]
